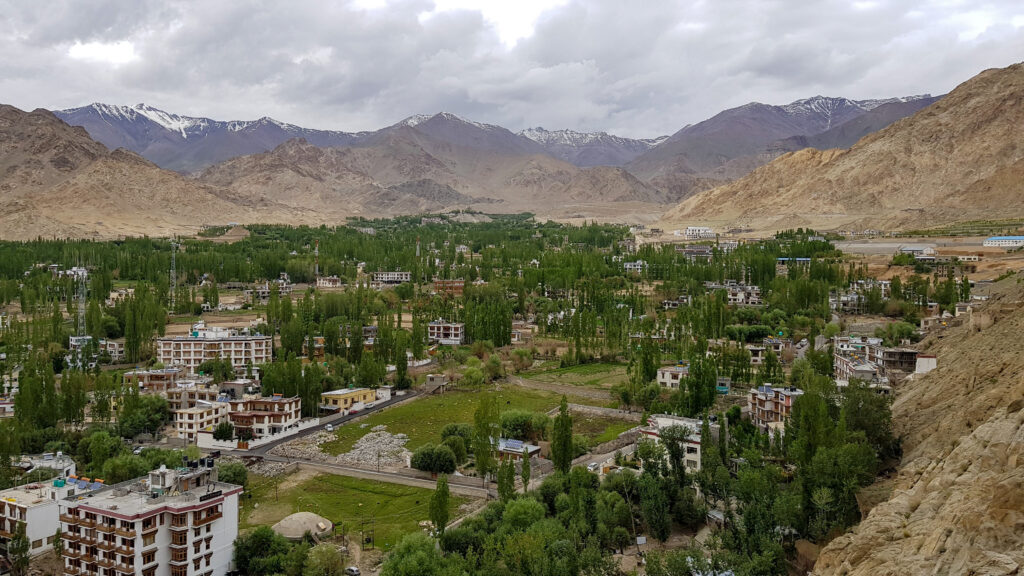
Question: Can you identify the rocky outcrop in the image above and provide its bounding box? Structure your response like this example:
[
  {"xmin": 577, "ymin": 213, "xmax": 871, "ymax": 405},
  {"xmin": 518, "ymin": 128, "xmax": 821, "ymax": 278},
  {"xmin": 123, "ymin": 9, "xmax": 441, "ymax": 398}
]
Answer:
[{"xmin": 813, "ymin": 281, "xmax": 1024, "ymax": 575}]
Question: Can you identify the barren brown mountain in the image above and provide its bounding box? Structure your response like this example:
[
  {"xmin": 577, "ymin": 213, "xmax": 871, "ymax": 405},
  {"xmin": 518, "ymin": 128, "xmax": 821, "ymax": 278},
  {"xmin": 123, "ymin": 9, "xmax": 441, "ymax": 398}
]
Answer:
[
  {"xmin": 0, "ymin": 105, "xmax": 277, "ymax": 240},
  {"xmin": 812, "ymin": 279, "xmax": 1024, "ymax": 575},
  {"xmin": 662, "ymin": 62, "xmax": 1024, "ymax": 232}
]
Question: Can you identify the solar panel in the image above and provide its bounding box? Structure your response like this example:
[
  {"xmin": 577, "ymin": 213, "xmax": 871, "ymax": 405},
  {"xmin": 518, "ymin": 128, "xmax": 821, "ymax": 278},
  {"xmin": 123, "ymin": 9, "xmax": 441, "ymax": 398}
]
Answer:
[{"xmin": 504, "ymin": 439, "xmax": 523, "ymax": 451}]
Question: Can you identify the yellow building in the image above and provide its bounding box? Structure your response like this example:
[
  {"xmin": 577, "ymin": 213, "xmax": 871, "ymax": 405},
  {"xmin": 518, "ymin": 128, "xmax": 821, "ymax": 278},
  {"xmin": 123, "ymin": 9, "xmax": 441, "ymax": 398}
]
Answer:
[{"xmin": 320, "ymin": 388, "xmax": 376, "ymax": 410}]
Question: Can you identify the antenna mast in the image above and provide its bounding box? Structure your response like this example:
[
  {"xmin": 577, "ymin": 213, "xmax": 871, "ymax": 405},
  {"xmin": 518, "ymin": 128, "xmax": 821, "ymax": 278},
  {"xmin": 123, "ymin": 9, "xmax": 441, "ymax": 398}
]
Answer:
[
  {"xmin": 77, "ymin": 265, "xmax": 87, "ymax": 337},
  {"xmin": 170, "ymin": 237, "xmax": 178, "ymax": 313},
  {"xmin": 315, "ymin": 239, "xmax": 320, "ymax": 278}
]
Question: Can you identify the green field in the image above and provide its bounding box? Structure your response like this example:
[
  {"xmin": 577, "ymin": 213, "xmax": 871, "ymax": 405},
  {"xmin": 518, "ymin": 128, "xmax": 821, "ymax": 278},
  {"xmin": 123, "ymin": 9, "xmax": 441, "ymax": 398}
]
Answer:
[
  {"xmin": 519, "ymin": 362, "xmax": 629, "ymax": 389},
  {"xmin": 573, "ymin": 414, "xmax": 636, "ymax": 445},
  {"xmin": 322, "ymin": 386, "xmax": 634, "ymax": 455},
  {"xmin": 241, "ymin": 472, "xmax": 468, "ymax": 550}
]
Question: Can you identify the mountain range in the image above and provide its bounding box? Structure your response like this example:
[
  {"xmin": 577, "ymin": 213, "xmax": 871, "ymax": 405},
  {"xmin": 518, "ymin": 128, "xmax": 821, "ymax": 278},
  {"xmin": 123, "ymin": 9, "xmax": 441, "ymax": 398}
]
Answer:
[{"xmin": 8, "ymin": 63, "xmax": 1024, "ymax": 240}]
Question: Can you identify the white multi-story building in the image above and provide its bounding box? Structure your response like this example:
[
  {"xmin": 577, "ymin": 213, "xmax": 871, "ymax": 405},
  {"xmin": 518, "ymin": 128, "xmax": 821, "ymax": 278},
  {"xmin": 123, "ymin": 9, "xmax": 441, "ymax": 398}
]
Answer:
[
  {"xmin": 683, "ymin": 226, "xmax": 715, "ymax": 240},
  {"xmin": 372, "ymin": 271, "xmax": 411, "ymax": 284},
  {"xmin": 428, "ymin": 320, "xmax": 465, "ymax": 346},
  {"xmin": 226, "ymin": 395, "xmax": 302, "ymax": 439},
  {"xmin": 59, "ymin": 464, "xmax": 241, "ymax": 576},
  {"xmin": 982, "ymin": 236, "xmax": 1024, "ymax": 248},
  {"xmin": 640, "ymin": 415, "xmax": 716, "ymax": 473},
  {"xmin": 155, "ymin": 323, "xmax": 271, "ymax": 375},
  {"xmin": 623, "ymin": 260, "xmax": 647, "ymax": 274},
  {"xmin": 656, "ymin": 364, "xmax": 689, "ymax": 389},
  {"xmin": 315, "ymin": 276, "xmax": 344, "ymax": 289},
  {"xmin": 0, "ymin": 476, "xmax": 96, "ymax": 556}
]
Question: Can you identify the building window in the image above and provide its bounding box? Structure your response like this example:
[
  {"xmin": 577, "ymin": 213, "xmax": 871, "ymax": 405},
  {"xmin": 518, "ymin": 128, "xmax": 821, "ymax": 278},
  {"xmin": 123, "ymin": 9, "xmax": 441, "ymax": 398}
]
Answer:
[{"xmin": 31, "ymin": 539, "xmax": 42, "ymax": 549}]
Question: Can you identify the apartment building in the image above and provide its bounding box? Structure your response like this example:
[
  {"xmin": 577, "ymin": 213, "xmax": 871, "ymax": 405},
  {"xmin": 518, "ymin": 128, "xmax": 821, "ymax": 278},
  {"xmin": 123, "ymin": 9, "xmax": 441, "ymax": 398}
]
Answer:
[
  {"xmin": 623, "ymin": 260, "xmax": 647, "ymax": 274},
  {"xmin": 315, "ymin": 276, "xmax": 344, "ymax": 289},
  {"xmin": 60, "ymin": 464, "xmax": 241, "ymax": 576},
  {"xmin": 640, "ymin": 415, "xmax": 716, "ymax": 473},
  {"xmin": 98, "ymin": 339, "xmax": 125, "ymax": 362},
  {"xmin": 683, "ymin": 226, "xmax": 715, "ymax": 240},
  {"xmin": 433, "ymin": 278, "xmax": 465, "ymax": 297},
  {"xmin": 982, "ymin": 236, "xmax": 1024, "ymax": 248},
  {"xmin": 125, "ymin": 368, "xmax": 184, "ymax": 393},
  {"xmin": 656, "ymin": 364, "xmax": 689, "ymax": 389},
  {"xmin": 428, "ymin": 320, "xmax": 465, "ymax": 346},
  {"xmin": 748, "ymin": 385, "xmax": 804, "ymax": 433},
  {"xmin": 226, "ymin": 395, "xmax": 302, "ymax": 439},
  {"xmin": 0, "ymin": 477, "xmax": 96, "ymax": 556},
  {"xmin": 155, "ymin": 323, "xmax": 271, "ymax": 375},
  {"xmin": 175, "ymin": 403, "xmax": 231, "ymax": 444},
  {"xmin": 372, "ymin": 271, "xmax": 411, "ymax": 285}
]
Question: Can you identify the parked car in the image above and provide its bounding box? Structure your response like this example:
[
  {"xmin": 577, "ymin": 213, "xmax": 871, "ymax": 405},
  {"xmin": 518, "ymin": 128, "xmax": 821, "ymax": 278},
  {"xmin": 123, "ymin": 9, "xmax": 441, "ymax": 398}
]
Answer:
[
  {"xmin": 344, "ymin": 567, "xmax": 361, "ymax": 576},
  {"xmin": 324, "ymin": 424, "xmax": 334, "ymax": 432}
]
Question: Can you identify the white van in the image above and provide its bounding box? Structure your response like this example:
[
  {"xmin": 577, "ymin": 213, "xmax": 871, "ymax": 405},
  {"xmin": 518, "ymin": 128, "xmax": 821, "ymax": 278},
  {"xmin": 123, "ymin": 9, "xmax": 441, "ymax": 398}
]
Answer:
[{"xmin": 324, "ymin": 424, "xmax": 334, "ymax": 432}]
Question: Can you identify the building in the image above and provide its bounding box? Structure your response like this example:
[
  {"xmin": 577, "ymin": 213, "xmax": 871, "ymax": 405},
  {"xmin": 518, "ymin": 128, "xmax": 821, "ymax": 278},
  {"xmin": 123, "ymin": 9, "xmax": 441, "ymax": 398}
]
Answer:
[
  {"xmin": 320, "ymin": 388, "xmax": 376, "ymax": 412},
  {"xmin": 19, "ymin": 452, "xmax": 77, "ymax": 478},
  {"xmin": 623, "ymin": 260, "xmax": 647, "ymax": 274},
  {"xmin": 656, "ymin": 364, "xmax": 689, "ymax": 389},
  {"xmin": 59, "ymin": 463, "xmax": 241, "ymax": 576},
  {"xmin": 372, "ymin": 271, "xmax": 411, "ymax": 285},
  {"xmin": 315, "ymin": 276, "xmax": 344, "ymax": 289},
  {"xmin": 155, "ymin": 322, "xmax": 272, "ymax": 375},
  {"xmin": 683, "ymin": 226, "xmax": 715, "ymax": 240},
  {"xmin": 677, "ymin": 245, "xmax": 713, "ymax": 262},
  {"xmin": 96, "ymin": 339, "xmax": 125, "ymax": 362},
  {"xmin": 496, "ymin": 438, "xmax": 540, "ymax": 461},
  {"xmin": 245, "ymin": 275, "xmax": 292, "ymax": 304},
  {"xmin": 915, "ymin": 354, "xmax": 937, "ymax": 374},
  {"xmin": 748, "ymin": 385, "xmax": 804, "ymax": 433},
  {"xmin": 423, "ymin": 374, "xmax": 450, "ymax": 395},
  {"xmin": 433, "ymin": 279, "xmax": 465, "ymax": 297},
  {"xmin": 428, "ymin": 320, "xmax": 465, "ymax": 346},
  {"xmin": 640, "ymin": 415, "xmax": 716, "ymax": 473},
  {"xmin": 0, "ymin": 477, "xmax": 98, "ymax": 557},
  {"xmin": 982, "ymin": 236, "xmax": 1024, "ymax": 248},
  {"xmin": 174, "ymin": 402, "xmax": 231, "ymax": 443},
  {"xmin": 746, "ymin": 345, "xmax": 766, "ymax": 366},
  {"xmin": 227, "ymin": 395, "xmax": 302, "ymax": 439}
]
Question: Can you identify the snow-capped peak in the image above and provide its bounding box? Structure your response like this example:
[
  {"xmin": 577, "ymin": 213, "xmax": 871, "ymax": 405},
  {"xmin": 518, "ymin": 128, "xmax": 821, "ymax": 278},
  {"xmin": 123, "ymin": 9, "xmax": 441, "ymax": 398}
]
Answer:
[
  {"xmin": 854, "ymin": 94, "xmax": 933, "ymax": 110},
  {"xmin": 520, "ymin": 127, "xmax": 668, "ymax": 149},
  {"xmin": 398, "ymin": 114, "xmax": 432, "ymax": 128},
  {"xmin": 130, "ymin": 103, "xmax": 207, "ymax": 138}
]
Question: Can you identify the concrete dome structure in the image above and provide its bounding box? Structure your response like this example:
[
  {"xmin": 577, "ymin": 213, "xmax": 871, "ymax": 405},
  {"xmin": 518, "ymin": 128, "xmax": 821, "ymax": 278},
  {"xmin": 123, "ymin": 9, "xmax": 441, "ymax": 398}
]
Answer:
[{"xmin": 272, "ymin": 511, "xmax": 333, "ymax": 540}]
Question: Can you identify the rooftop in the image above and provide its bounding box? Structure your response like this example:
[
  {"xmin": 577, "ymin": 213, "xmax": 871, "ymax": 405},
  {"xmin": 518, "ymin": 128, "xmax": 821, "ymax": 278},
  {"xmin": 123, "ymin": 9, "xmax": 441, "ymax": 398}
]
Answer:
[{"xmin": 63, "ymin": 465, "xmax": 241, "ymax": 518}]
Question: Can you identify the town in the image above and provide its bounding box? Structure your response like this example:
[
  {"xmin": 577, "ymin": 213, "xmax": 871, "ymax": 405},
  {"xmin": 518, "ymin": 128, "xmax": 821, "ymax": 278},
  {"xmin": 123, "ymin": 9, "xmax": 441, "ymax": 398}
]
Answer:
[{"xmin": 0, "ymin": 215, "xmax": 1007, "ymax": 576}]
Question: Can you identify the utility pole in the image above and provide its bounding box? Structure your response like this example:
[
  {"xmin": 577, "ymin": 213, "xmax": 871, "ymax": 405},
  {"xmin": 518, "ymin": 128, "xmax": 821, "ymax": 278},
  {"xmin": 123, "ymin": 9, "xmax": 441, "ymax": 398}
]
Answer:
[{"xmin": 314, "ymin": 239, "xmax": 320, "ymax": 278}]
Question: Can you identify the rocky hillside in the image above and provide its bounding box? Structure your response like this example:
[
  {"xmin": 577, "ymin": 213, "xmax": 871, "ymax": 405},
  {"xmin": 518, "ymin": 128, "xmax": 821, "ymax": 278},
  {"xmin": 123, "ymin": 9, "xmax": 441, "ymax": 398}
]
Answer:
[
  {"xmin": 813, "ymin": 279, "xmax": 1024, "ymax": 575},
  {"xmin": 0, "ymin": 105, "xmax": 276, "ymax": 240},
  {"xmin": 662, "ymin": 62, "xmax": 1024, "ymax": 232}
]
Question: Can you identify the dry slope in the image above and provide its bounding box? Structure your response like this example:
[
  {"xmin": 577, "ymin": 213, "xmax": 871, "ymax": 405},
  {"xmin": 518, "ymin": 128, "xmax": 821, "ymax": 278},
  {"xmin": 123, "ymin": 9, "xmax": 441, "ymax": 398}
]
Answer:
[
  {"xmin": 662, "ymin": 62, "xmax": 1024, "ymax": 232},
  {"xmin": 813, "ymin": 280, "xmax": 1024, "ymax": 575}
]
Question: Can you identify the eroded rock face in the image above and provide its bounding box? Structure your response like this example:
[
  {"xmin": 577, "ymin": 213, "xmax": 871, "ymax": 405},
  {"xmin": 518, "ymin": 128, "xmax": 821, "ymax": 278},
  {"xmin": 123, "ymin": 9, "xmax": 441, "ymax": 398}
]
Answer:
[{"xmin": 814, "ymin": 283, "xmax": 1024, "ymax": 576}]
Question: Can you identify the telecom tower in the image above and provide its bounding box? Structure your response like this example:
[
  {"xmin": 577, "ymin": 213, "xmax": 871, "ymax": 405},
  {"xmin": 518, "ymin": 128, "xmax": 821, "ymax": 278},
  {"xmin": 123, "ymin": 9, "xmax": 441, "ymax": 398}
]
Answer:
[
  {"xmin": 169, "ymin": 237, "xmax": 178, "ymax": 312},
  {"xmin": 416, "ymin": 236, "xmax": 420, "ymax": 258},
  {"xmin": 314, "ymin": 239, "xmax": 320, "ymax": 277},
  {"xmin": 76, "ymin": 267, "xmax": 87, "ymax": 337}
]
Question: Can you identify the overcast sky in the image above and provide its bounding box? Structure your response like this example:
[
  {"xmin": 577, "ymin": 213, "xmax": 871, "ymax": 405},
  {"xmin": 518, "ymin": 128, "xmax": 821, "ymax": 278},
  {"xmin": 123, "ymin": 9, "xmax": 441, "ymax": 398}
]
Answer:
[{"xmin": 2, "ymin": 0, "xmax": 1022, "ymax": 137}]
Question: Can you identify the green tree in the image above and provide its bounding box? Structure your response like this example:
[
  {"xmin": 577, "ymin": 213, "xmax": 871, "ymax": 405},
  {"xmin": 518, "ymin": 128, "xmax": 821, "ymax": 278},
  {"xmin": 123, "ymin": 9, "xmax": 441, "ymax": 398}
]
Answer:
[
  {"xmin": 213, "ymin": 421, "xmax": 235, "ymax": 441},
  {"xmin": 429, "ymin": 475, "xmax": 451, "ymax": 534},
  {"xmin": 639, "ymin": 473, "xmax": 671, "ymax": 543},
  {"xmin": 472, "ymin": 396, "xmax": 500, "ymax": 484},
  {"xmin": 234, "ymin": 525, "xmax": 292, "ymax": 576},
  {"xmin": 9, "ymin": 521, "xmax": 29, "ymax": 576},
  {"xmin": 520, "ymin": 447, "xmax": 531, "ymax": 493},
  {"xmin": 497, "ymin": 458, "xmax": 516, "ymax": 501},
  {"xmin": 442, "ymin": 435, "xmax": 467, "ymax": 465},
  {"xmin": 217, "ymin": 461, "xmax": 249, "ymax": 488},
  {"xmin": 551, "ymin": 396, "xmax": 573, "ymax": 474},
  {"xmin": 303, "ymin": 543, "xmax": 344, "ymax": 576}
]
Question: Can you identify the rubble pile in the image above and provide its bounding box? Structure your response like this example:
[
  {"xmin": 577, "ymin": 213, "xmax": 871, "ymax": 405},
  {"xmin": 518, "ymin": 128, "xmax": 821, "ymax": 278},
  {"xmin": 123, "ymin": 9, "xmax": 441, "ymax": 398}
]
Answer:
[
  {"xmin": 268, "ymin": 431, "xmax": 335, "ymax": 462},
  {"xmin": 337, "ymin": 425, "xmax": 411, "ymax": 468}
]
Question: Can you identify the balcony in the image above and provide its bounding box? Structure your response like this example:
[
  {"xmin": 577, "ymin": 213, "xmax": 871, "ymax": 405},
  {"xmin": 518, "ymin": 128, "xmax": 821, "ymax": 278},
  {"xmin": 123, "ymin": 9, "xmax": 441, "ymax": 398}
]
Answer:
[
  {"xmin": 114, "ymin": 527, "xmax": 136, "ymax": 538},
  {"xmin": 64, "ymin": 567, "xmax": 81, "ymax": 576},
  {"xmin": 96, "ymin": 523, "xmax": 116, "ymax": 534},
  {"xmin": 169, "ymin": 520, "xmax": 189, "ymax": 530},
  {"xmin": 63, "ymin": 533, "xmax": 80, "ymax": 543},
  {"xmin": 80, "ymin": 519, "xmax": 97, "ymax": 529},
  {"xmin": 63, "ymin": 548, "xmax": 82, "ymax": 559},
  {"xmin": 194, "ymin": 512, "xmax": 222, "ymax": 526},
  {"xmin": 96, "ymin": 540, "xmax": 115, "ymax": 551},
  {"xmin": 60, "ymin": 514, "xmax": 79, "ymax": 525},
  {"xmin": 81, "ymin": 554, "xmax": 96, "ymax": 564},
  {"xmin": 115, "ymin": 545, "xmax": 134, "ymax": 556},
  {"xmin": 141, "ymin": 523, "xmax": 158, "ymax": 535},
  {"xmin": 97, "ymin": 557, "xmax": 115, "ymax": 569},
  {"xmin": 114, "ymin": 564, "xmax": 135, "ymax": 574}
]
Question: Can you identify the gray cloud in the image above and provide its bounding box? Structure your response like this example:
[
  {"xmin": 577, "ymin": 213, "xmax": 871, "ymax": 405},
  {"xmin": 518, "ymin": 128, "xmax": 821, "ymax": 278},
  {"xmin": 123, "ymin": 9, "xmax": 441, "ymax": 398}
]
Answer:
[{"xmin": 0, "ymin": 0, "xmax": 1022, "ymax": 137}]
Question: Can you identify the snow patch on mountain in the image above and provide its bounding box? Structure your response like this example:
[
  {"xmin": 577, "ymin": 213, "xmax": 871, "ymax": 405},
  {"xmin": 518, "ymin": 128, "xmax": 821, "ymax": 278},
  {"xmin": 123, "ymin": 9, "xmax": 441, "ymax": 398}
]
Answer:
[{"xmin": 520, "ymin": 127, "xmax": 667, "ymax": 149}]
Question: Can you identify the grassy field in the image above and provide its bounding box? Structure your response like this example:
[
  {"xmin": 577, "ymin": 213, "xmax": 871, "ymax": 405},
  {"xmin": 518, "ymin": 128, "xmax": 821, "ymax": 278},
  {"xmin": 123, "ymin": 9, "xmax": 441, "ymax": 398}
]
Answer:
[
  {"xmin": 573, "ymin": 413, "xmax": 636, "ymax": 444},
  {"xmin": 321, "ymin": 386, "xmax": 621, "ymax": 455},
  {"xmin": 520, "ymin": 362, "xmax": 629, "ymax": 389},
  {"xmin": 241, "ymin": 470, "xmax": 468, "ymax": 550}
]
